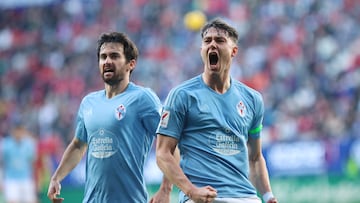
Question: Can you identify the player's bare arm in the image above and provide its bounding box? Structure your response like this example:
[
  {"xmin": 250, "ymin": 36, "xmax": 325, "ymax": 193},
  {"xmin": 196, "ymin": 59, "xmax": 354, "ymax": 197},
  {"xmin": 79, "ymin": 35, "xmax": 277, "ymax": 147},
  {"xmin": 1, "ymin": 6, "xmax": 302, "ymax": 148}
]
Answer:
[
  {"xmin": 150, "ymin": 146, "xmax": 181, "ymax": 203},
  {"xmin": 47, "ymin": 137, "xmax": 87, "ymax": 200},
  {"xmin": 248, "ymin": 137, "xmax": 277, "ymax": 203},
  {"xmin": 156, "ymin": 135, "xmax": 217, "ymax": 202}
]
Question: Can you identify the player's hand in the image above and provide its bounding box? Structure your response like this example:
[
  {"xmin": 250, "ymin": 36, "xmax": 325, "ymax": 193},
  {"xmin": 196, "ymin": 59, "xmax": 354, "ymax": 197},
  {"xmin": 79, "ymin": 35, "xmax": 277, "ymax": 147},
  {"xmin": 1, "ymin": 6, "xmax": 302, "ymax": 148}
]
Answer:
[
  {"xmin": 52, "ymin": 197, "xmax": 64, "ymax": 203},
  {"xmin": 188, "ymin": 185, "xmax": 217, "ymax": 203},
  {"xmin": 266, "ymin": 197, "xmax": 278, "ymax": 203},
  {"xmin": 47, "ymin": 179, "xmax": 62, "ymax": 200},
  {"xmin": 149, "ymin": 188, "xmax": 171, "ymax": 203}
]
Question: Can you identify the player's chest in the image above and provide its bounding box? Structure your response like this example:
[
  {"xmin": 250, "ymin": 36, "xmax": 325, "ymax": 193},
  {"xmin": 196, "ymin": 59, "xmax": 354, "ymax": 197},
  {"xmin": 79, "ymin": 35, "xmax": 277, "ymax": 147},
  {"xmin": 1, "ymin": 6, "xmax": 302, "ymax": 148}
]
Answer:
[
  {"xmin": 83, "ymin": 99, "xmax": 138, "ymax": 129},
  {"xmin": 188, "ymin": 96, "xmax": 253, "ymax": 127}
]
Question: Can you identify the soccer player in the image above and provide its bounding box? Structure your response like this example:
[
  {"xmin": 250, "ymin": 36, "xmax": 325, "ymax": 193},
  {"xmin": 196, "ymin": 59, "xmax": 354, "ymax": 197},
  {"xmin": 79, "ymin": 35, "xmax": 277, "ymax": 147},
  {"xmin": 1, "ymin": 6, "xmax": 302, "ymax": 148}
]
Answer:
[
  {"xmin": 1, "ymin": 123, "xmax": 37, "ymax": 203},
  {"xmin": 156, "ymin": 18, "xmax": 278, "ymax": 203},
  {"xmin": 47, "ymin": 32, "xmax": 172, "ymax": 202}
]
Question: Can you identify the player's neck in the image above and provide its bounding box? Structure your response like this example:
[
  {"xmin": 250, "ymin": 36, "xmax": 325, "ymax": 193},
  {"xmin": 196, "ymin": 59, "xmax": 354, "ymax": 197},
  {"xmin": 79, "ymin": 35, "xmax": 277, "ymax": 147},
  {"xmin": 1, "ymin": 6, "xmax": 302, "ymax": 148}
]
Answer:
[
  {"xmin": 202, "ymin": 73, "xmax": 230, "ymax": 94},
  {"xmin": 105, "ymin": 81, "xmax": 130, "ymax": 98}
]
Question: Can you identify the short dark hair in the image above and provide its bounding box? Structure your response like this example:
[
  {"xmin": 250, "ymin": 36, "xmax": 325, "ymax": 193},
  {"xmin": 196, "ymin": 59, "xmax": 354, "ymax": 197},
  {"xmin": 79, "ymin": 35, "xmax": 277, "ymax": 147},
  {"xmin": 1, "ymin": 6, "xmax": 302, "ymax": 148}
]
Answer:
[
  {"xmin": 96, "ymin": 32, "xmax": 138, "ymax": 63},
  {"xmin": 201, "ymin": 18, "xmax": 239, "ymax": 44}
]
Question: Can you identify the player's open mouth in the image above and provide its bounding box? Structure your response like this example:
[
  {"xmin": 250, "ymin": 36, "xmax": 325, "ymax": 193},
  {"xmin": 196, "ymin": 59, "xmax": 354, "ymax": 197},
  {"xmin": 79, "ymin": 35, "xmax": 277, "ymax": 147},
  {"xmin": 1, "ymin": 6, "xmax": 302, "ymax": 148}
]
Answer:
[
  {"xmin": 103, "ymin": 67, "xmax": 115, "ymax": 76},
  {"xmin": 104, "ymin": 66, "xmax": 114, "ymax": 72},
  {"xmin": 104, "ymin": 67, "xmax": 114, "ymax": 73},
  {"xmin": 209, "ymin": 52, "xmax": 218, "ymax": 65}
]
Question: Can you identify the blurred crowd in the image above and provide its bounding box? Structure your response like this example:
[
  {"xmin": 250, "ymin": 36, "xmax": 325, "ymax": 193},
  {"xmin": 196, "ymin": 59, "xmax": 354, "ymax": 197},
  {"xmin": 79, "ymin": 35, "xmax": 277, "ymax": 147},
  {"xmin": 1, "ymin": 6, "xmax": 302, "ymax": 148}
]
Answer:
[{"xmin": 0, "ymin": 0, "xmax": 360, "ymax": 185}]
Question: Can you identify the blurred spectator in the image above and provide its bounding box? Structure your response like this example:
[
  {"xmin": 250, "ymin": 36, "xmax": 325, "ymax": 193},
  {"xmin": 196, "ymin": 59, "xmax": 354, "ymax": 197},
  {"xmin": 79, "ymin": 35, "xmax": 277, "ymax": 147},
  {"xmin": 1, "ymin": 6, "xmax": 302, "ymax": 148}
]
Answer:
[{"xmin": 0, "ymin": 123, "xmax": 37, "ymax": 203}]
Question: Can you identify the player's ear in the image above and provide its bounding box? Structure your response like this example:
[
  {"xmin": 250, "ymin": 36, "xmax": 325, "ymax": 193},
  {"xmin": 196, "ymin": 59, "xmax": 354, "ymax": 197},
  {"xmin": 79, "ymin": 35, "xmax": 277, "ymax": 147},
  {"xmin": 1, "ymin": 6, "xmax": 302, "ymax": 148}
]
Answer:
[
  {"xmin": 128, "ymin": 59, "xmax": 136, "ymax": 72},
  {"xmin": 231, "ymin": 46, "xmax": 238, "ymax": 57}
]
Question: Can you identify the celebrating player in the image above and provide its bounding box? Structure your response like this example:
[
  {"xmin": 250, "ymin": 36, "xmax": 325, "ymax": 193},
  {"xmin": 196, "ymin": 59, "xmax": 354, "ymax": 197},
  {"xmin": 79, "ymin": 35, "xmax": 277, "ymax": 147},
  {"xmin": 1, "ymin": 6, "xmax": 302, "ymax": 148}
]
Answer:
[{"xmin": 156, "ymin": 18, "xmax": 277, "ymax": 203}]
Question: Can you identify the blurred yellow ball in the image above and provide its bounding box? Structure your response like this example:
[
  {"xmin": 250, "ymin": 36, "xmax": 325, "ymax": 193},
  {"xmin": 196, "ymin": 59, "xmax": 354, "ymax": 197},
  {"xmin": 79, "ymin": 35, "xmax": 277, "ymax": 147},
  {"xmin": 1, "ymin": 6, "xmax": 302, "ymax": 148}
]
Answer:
[{"xmin": 183, "ymin": 10, "xmax": 207, "ymax": 31}]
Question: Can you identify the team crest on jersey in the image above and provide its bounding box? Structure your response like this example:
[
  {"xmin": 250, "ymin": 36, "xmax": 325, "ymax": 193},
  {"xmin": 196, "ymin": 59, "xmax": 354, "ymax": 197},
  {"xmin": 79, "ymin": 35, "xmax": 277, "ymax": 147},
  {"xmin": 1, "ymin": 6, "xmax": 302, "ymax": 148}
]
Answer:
[
  {"xmin": 237, "ymin": 101, "xmax": 246, "ymax": 117},
  {"xmin": 160, "ymin": 110, "xmax": 170, "ymax": 128},
  {"xmin": 114, "ymin": 104, "xmax": 126, "ymax": 120}
]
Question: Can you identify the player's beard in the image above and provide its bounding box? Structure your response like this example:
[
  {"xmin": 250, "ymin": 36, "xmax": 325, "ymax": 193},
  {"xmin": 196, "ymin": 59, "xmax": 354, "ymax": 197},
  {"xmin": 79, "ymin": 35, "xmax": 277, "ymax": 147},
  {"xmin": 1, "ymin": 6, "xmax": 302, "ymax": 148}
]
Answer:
[{"xmin": 102, "ymin": 74, "xmax": 121, "ymax": 86}]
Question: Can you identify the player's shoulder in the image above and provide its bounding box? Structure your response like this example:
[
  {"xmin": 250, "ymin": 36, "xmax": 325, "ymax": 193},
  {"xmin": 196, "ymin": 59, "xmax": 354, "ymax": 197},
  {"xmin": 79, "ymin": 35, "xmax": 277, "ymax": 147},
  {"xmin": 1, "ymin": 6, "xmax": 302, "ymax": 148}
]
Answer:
[
  {"xmin": 170, "ymin": 75, "xmax": 201, "ymax": 94},
  {"xmin": 127, "ymin": 83, "xmax": 161, "ymax": 107},
  {"xmin": 82, "ymin": 89, "xmax": 104, "ymax": 100},
  {"xmin": 232, "ymin": 78, "xmax": 263, "ymax": 99},
  {"xmin": 129, "ymin": 82, "xmax": 159, "ymax": 99}
]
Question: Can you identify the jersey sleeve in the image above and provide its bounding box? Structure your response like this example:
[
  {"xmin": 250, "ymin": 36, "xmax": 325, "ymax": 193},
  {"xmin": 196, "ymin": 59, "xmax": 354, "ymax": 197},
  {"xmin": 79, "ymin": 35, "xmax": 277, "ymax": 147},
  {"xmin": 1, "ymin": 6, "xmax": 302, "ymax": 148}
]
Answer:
[
  {"xmin": 75, "ymin": 98, "xmax": 88, "ymax": 142},
  {"xmin": 249, "ymin": 91, "xmax": 265, "ymax": 139},
  {"xmin": 138, "ymin": 88, "xmax": 162, "ymax": 137},
  {"xmin": 156, "ymin": 88, "xmax": 187, "ymax": 140}
]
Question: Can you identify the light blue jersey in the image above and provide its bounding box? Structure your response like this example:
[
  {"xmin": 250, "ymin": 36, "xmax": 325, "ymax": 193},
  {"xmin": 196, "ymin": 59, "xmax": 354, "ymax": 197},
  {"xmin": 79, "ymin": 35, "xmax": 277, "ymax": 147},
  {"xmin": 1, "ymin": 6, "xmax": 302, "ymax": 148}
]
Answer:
[
  {"xmin": 157, "ymin": 75, "xmax": 264, "ymax": 202},
  {"xmin": 76, "ymin": 82, "xmax": 161, "ymax": 203},
  {"xmin": 1, "ymin": 135, "xmax": 36, "ymax": 180}
]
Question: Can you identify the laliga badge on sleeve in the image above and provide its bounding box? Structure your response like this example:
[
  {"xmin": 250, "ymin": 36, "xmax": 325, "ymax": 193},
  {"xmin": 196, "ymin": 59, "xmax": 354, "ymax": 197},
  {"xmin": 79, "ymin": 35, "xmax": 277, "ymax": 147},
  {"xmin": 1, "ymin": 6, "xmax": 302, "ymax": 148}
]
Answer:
[{"xmin": 160, "ymin": 110, "xmax": 170, "ymax": 128}]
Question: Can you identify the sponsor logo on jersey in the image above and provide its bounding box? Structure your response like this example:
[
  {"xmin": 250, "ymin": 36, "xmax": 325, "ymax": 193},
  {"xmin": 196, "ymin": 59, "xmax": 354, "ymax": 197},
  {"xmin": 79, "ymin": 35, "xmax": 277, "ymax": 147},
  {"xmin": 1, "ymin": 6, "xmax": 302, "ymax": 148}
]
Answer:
[
  {"xmin": 114, "ymin": 104, "xmax": 126, "ymax": 120},
  {"xmin": 160, "ymin": 110, "xmax": 170, "ymax": 128},
  {"xmin": 237, "ymin": 101, "xmax": 246, "ymax": 117},
  {"xmin": 211, "ymin": 133, "xmax": 242, "ymax": 155},
  {"xmin": 90, "ymin": 128, "xmax": 117, "ymax": 159}
]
